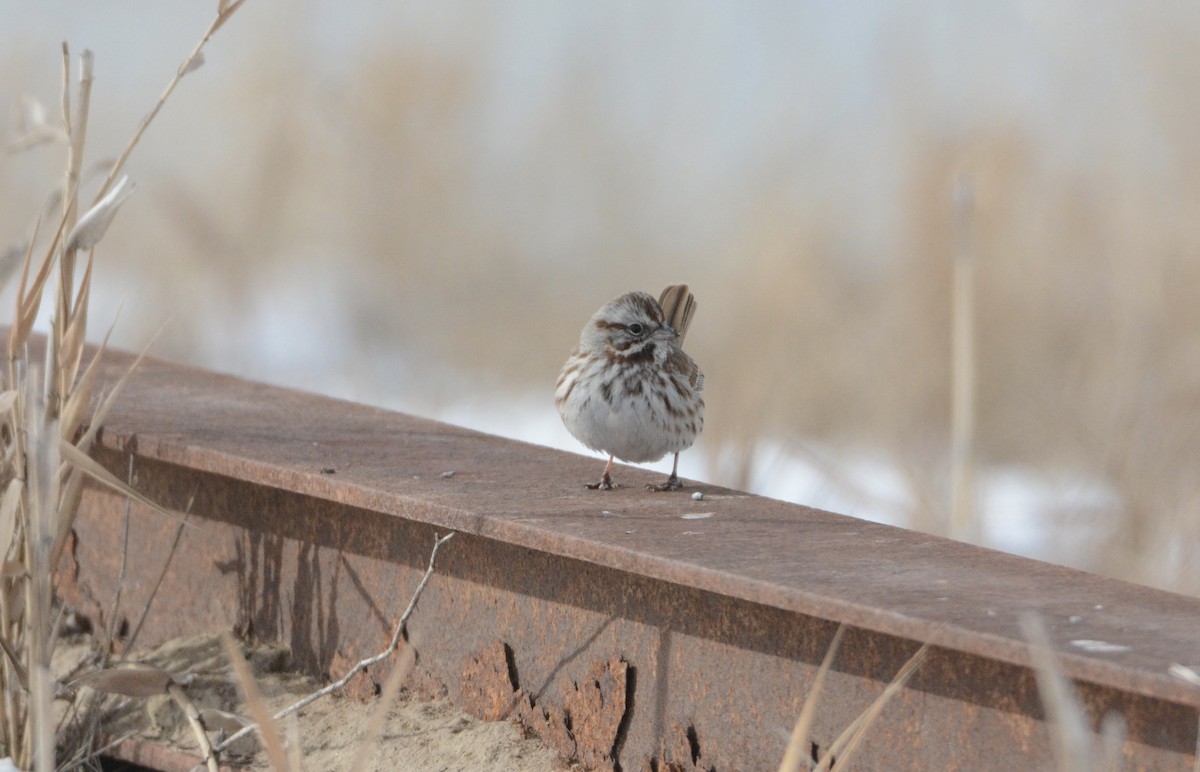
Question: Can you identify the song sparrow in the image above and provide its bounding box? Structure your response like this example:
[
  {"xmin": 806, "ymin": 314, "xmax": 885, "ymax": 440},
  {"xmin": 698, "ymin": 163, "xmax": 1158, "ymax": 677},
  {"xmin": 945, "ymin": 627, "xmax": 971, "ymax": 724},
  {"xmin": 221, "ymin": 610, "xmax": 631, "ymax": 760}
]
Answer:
[{"xmin": 555, "ymin": 285, "xmax": 705, "ymax": 491}]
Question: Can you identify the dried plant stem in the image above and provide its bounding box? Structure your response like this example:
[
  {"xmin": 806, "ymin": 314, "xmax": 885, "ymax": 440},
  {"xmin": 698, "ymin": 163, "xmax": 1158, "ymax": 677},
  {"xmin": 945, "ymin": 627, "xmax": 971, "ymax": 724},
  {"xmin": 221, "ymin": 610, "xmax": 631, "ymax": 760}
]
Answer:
[
  {"xmin": 215, "ymin": 531, "xmax": 455, "ymax": 755},
  {"xmin": 778, "ymin": 624, "xmax": 845, "ymax": 772},
  {"xmin": 60, "ymin": 48, "xmax": 93, "ymax": 308},
  {"xmin": 68, "ymin": 729, "xmax": 138, "ymax": 768},
  {"xmin": 1020, "ymin": 613, "xmax": 1091, "ymax": 771},
  {"xmin": 284, "ymin": 712, "xmax": 303, "ymax": 771},
  {"xmin": 24, "ymin": 378, "xmax": 60, "ymax": 772},
  {"xmin": 103, "ymin": 454, "xmax": 135, "ymax": 656},
  {"xmin": 167, "ymin": 682, "xmax": 220, "ymax": 772},
  {"xmin": 95, "ymin": 0, "xmax": 247, "ymax": 203},
  {"xmin": 821, "ymin": 640, "xmax": 931, "ymax": 769},
  {"xmin": 220, "ymin": 633, "xmax": 289, "ymax": 768},
  {"xmin": 810, "ymin": 642, "xmax": 929, "ymax": 771},
  {"xmin": 58, "ymin": 44, "xmax": 70, "ymax": 142},
  {"xmin": 0, "ymin": 490, "xmax": 17, "ymax": 764},
  {"xmin": 949, "ymin": 174, "xmax": 977, "ymax": 541},
  {"xmin": 1, "ymin": 4, "xmax": 249, "ymax": 765},
  {"xmin": 50, "ymin": 49, "xmax": 94, "ymax": 422},
  {"xmin": 123, "ymin": 492, "xmax": 195, "ymax": 658}
]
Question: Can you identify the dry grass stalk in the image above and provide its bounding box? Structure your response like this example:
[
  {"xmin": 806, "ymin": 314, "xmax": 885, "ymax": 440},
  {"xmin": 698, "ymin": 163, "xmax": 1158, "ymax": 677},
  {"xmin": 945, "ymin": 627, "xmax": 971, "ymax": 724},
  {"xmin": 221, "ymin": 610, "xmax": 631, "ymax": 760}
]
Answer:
[
  {"xmin": 949, "ymin": 173, "xmax": 977, "ymax": 542},
  {"xmin": 73, "ymin": 664, "xmax": 219, "ymax": 772},
  {"xmin": 778, "ymin": 624, "xmax": 845, "ymax": 772},
  {"xmin": 165, "ymin": 681, "xmax": 220, "ymax": 772},
  {"xmin": 221, "ymin": 634, "xmax": 289, "ymax": 771},
  {"xmin": 95, "ymin": 0, "xmax": 246, "ymax": 204},
  {"xmin": 1019, "ymin": 614, "xmax": 1089, "ymax": 769},
  {"xmin": 1020, "ymin": 613, "xmax": 1127, "ymax": 771},
  {"xmin": 0, "ymin": 2, "xmax": 250, "ymax": 766},
  {"xmin": 777, "ymin": 625, "xmax": 934, "ymax": 772},
  {"xmin": 122, "ymin": 493, "xmax": 195, "ymax": 659},
  {"xmin": 818, "ymin": 639, "xmax": 931, "ymax": 770},
  {"xmin": 23, "ymin": 377, "xmax": 60, "ymax": 772},
  {"xmin": 101, "ymin": 456, "xmax": 135, "ymax": 658}
]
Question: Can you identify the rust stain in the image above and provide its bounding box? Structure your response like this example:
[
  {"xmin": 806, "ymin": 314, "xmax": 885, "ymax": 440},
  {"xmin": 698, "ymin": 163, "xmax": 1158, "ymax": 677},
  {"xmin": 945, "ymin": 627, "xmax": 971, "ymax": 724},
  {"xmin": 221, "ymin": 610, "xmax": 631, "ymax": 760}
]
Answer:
[
  {"xmin": 564, "ymin": 658, "xmax": 629, "ymax": 770},
  {"xmin": 642, "ymin": 723, "xmax": 711, "ymax": 772},
  {"xmin": 517, "ymin": 693, "xmax": 576, "ymax": 763},
  {"xmin": 465, "ymin": 640, "xmax": 631, "ymax": 770},
  {"xmin": 460, "ymin": 640, "xmax": 520, "ymax": 722},
  {"xmin": 327, "ymin": 649, "xmax": 376, "ymax": 702}
]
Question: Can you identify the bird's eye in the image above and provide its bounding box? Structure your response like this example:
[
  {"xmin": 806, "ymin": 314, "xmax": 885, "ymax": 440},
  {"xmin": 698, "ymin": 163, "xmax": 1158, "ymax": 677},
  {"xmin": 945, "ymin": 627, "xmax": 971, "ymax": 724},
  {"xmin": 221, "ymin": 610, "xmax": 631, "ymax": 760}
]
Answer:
[{"xmin": 628, "ymin": 323, "xmax": 644, "ymax": 336}]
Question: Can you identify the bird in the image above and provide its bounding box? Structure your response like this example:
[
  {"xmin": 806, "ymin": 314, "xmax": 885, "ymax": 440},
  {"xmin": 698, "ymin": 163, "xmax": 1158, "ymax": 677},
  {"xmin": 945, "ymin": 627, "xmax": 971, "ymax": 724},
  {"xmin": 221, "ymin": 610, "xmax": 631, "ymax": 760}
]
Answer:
[{"xmin": 555, "ymin": 284, "xmax": 704, "ymax": 491}]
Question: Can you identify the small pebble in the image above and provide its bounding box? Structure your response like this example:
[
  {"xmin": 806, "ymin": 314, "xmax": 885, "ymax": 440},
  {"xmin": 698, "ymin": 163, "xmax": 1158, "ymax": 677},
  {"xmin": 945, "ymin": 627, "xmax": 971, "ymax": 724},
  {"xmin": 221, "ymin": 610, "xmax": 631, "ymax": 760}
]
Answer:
[
  {"xmin": 691, "ymin": 491, "xmax": 704, "ymax": 501},
  {"xmin": 441, "ymin": 470, "xmax": 456, "ymax": 479},
  {"xmin": 1068, "ymin": 615, "xmax": 1083, "ymax": 624}
]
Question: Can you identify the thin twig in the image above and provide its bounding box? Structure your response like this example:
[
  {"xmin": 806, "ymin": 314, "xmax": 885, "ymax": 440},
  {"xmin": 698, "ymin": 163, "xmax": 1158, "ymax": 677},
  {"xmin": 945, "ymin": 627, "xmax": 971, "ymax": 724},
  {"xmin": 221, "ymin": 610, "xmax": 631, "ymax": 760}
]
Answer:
[
  {"xmin": 61, "ymin": 727, "xmax": 138, "ymax": 771},
  {"xmin": 214, "ymin": 531, "xmax": 455, "ymax": 753},
  {"xmin": 123, "ymin": 490, "xmax": 196, "ymax": 658},
  {"xmin": 103, "ymin": 454, "xmax": 135, "ymax": 658}
]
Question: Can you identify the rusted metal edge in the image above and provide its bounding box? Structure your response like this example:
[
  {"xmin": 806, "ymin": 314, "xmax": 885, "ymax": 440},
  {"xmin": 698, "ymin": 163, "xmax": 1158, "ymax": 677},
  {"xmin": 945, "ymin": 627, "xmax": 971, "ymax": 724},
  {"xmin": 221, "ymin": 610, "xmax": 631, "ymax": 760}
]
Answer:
[{"xmin": 66, "ymin": 337, "xmax": 1200, "ymax": 713}]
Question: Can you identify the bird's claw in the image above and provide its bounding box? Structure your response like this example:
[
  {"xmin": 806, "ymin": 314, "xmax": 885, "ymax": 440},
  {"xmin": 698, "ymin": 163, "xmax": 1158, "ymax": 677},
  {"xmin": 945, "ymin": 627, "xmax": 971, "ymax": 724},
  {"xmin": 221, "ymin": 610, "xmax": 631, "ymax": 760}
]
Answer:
[
  {"xmin": 647, "ymin": 475, "xmax": 683, "ymax": 492},
  {"xmin": 587, "ymin": 473, "xmax": 617, "ymax": 490}
]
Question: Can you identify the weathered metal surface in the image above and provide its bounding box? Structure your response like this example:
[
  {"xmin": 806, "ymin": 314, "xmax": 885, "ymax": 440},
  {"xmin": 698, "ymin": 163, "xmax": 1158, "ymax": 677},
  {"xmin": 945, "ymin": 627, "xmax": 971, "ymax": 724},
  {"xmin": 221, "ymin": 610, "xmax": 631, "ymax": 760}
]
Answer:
[
  {"xmin": 53, "ymin": 342, "xmax": 1200, "ymax": 769},
  {"xmin": 460, "ymin": 640, "xmax": 520, "ymax": 722}
]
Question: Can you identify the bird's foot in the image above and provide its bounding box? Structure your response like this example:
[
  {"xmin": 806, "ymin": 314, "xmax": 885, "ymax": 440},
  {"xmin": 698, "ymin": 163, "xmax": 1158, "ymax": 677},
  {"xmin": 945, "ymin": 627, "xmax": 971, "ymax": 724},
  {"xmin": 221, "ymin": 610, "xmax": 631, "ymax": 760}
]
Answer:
[
  {"xmin": 647, "ymin": 474, "xmax": 683, "ymax": 492},
  {"xmin": 587, "ymin": 473, "xmax": 617, "ymax": 490}
]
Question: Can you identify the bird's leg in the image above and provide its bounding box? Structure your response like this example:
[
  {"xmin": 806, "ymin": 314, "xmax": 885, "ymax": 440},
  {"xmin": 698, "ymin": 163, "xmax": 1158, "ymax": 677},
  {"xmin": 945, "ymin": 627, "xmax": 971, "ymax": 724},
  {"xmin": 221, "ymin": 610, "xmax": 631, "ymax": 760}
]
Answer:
[
  {"xmin": 587, "ymin": 455, "xmax": 618, "ymax": 490},
  {"xmin": 648, "ymin": 452, "xmax": 683, "ymax": 492}
]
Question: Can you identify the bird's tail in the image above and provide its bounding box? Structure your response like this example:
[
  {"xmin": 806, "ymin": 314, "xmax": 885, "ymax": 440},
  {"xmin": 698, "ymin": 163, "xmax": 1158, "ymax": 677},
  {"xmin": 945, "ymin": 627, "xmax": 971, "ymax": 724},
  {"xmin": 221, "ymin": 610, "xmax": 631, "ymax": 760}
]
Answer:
[{"xmin": 658, "ymin": 284, "xmax": 697, "ymax": 347}]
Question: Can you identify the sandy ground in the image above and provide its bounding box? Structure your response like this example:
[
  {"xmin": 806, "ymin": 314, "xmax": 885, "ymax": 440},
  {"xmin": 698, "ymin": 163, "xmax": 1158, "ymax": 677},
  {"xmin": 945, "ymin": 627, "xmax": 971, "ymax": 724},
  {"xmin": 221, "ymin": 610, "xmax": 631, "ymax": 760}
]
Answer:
[{"xmin": 56, "ymin": 633, "xmax": 563, "ymax": 771}]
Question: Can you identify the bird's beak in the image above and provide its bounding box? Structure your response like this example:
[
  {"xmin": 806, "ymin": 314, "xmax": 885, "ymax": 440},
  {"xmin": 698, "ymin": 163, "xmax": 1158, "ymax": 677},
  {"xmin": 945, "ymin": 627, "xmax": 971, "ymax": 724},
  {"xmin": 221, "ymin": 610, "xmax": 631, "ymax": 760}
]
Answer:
[{"xmin": 653, "ymin": 323, "xmax": 679, "ymax": 341}]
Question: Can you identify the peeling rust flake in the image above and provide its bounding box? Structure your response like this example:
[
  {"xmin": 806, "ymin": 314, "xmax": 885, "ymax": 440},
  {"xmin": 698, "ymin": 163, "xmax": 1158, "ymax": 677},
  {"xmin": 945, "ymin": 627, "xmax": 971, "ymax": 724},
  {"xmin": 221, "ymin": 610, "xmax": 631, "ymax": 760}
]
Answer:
[
  {"xmin": 566, "ymin": 658, "xmax": 629, "ymax": 770},
  {"xmin": 517, "ymin": 693, "xmax": 576, "ymax": 763},
  {"xmin": 460, "ymin": 640, "xmax": 519, "ymax": 722}
]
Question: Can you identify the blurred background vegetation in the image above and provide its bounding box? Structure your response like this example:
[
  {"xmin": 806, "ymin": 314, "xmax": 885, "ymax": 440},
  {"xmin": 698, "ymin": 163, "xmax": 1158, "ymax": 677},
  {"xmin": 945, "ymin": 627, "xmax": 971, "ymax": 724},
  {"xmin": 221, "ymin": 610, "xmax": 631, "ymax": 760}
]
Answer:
[{"xmin": 3, "ymin": 2, "xmax": 1200, "ymax": 593}]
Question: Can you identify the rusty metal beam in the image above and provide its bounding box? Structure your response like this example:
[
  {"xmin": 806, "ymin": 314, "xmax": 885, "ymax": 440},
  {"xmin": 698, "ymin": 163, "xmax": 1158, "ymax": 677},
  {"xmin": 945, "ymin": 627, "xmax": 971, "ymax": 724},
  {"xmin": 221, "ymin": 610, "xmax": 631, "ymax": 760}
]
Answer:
[{"xmin": 55, "ymin": 341, "xmax": 1200, "ymax": 769}]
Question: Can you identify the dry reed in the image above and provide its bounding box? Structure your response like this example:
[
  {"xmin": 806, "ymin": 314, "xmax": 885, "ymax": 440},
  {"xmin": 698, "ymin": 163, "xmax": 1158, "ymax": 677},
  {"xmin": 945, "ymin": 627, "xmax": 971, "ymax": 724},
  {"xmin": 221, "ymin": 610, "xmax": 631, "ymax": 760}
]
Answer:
[{"xmin": 0, "ymin": 2, "xmax": 247, "ymax": 767}]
